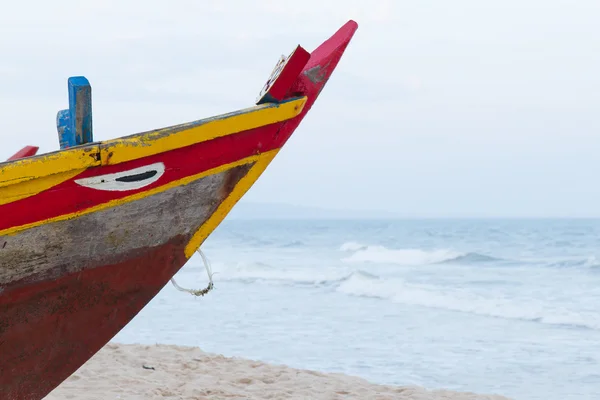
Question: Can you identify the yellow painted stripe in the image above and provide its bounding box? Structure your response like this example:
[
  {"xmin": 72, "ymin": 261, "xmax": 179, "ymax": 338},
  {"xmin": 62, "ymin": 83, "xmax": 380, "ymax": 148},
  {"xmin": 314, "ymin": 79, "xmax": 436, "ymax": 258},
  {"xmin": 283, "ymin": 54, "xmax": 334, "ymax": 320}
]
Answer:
[
  {"xmin": 0, "ymin": 147, "xmax": 100, "ymax": 188},
  {"xmin": 0, "ymin": 169, "xmax": 86, "ymax": 206},
  {"xmin": 101, "ymin": 98, "xmax": 306, "ymax": 166},
  {"xmin": 184, "ymin": 150, "xmax": 279, "ymax": 258},
  {"xmin": 0, "ymin": 154, "xmax": 262, "ymax": 238},
  {"xmin": 0, "ymin": 97, "xmax": 306, "ymax": 190}
]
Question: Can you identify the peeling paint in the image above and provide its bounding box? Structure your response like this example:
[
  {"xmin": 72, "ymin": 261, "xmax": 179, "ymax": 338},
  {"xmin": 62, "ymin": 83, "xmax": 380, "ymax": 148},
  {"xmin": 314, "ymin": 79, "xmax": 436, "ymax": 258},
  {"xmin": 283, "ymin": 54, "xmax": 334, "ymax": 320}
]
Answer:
[{"xmin": 304, "ymin": 65, "xmax": 328, "ymax": 83}]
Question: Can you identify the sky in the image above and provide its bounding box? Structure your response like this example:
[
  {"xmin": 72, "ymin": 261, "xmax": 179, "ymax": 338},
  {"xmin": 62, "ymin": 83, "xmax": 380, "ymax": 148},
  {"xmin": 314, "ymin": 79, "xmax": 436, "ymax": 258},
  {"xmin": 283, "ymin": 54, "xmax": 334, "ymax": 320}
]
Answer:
[{"xmin": 1, "ymin": 0, "xmax": 599, "ymax": 217}]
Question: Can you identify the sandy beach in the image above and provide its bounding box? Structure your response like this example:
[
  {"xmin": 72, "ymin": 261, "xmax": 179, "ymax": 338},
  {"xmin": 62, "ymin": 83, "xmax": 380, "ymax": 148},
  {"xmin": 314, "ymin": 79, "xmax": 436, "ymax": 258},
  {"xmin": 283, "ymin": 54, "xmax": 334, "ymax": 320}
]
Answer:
[{"xmin": 44, "ymin": 342, "xmax": 512, "ymax": 400}]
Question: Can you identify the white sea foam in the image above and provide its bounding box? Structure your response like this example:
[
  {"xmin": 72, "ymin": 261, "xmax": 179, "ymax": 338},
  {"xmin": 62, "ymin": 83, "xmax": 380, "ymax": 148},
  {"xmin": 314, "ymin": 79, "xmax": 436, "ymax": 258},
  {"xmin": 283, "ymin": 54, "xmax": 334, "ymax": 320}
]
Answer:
[
  {"xmin": 335, "ymin": 272, "xmax": 600, "ymax": 330},
  {"xmin": 549, "ymin": 255, "xmax": 600, "ymax": 269},
  {"xmin": 339, "ymin": 241, "xmax": 367, "ymax": 252},
  {"xmin": 199, "ymin": 259, "xmax": 600, "ymax": 330},
  {"xmin": 583, "ymin": 256, "xmax": 600, "ymax": 268},
  {"xmin": 213, "ymin": 261, "xmax": 352, "ymax": 286},
  {"xmin": 340, "ymin": 242, "xmax": 463, "ymax": 265}
]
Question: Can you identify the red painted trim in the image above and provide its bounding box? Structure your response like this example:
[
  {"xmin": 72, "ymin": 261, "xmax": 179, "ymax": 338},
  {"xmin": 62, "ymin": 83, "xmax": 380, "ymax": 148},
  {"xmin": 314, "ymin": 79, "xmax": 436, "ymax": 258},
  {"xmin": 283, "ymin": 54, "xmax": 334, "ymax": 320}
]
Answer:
[
  {"xmin": 7, "ymin": 146, "xmax": 39, "ymax": 161},
  {"xmin": 270, "ymin": 20, "xmax": 359, "ymax": 150},
  {"xmin": 257, "ymin": 45, "xmax": 311, "ymax": 104}
]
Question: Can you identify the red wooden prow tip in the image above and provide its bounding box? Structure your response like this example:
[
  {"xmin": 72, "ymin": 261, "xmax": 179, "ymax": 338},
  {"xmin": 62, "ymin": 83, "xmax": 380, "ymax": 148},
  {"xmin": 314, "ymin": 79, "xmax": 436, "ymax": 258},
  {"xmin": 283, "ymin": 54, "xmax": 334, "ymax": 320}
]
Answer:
[
  {"xmin": 255, "ymin": 19, "xmax": 358, "ymax": 106},
  {"xmin": 7, "ymin": 146, "xmax": 39, "ymax": 161},
  {"xmin": 256, "ymin": 45, "xmax": 311, "ymax": 105}
]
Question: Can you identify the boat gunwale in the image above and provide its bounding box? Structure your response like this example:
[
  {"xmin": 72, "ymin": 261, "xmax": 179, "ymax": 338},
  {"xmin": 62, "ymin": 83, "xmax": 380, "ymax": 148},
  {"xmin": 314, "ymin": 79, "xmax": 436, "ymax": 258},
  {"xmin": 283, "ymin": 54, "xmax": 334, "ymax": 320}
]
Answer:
[{"xmin": 0, "ymin": 96, "xmax": 306, "ymax": 188}]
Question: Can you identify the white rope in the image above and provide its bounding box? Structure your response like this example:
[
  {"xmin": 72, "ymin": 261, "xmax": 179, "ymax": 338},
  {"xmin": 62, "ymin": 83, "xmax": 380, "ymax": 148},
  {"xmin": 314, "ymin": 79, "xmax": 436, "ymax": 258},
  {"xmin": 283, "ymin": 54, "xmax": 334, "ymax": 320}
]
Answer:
[{"xmin": 170, "ymin": 249, "xmax": 214, "ymax": 296}]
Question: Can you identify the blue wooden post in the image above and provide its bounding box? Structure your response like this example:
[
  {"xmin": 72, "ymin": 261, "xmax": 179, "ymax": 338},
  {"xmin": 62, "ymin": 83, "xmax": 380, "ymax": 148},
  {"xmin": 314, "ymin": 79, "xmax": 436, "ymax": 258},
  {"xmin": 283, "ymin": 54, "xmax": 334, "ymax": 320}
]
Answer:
[
  {"xmin": 56, "ymin": 109, "xmax": 72, "ymax": 149},
  {"xmin": 56, "ymin": 76, "xmax": 93, "ymax": 149}
]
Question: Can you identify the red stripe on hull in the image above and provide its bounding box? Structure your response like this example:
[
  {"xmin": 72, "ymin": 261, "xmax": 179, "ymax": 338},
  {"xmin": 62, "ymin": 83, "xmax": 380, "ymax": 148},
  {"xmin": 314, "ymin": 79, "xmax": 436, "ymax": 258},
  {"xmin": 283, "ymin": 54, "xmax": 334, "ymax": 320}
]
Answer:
[
  {"xmin": 0, "ymin": 122, "xmax": 287, "ymax": 232},
  {"xmin": 0, "ymin": 236, "xmax": 188, "ymax": 400}
]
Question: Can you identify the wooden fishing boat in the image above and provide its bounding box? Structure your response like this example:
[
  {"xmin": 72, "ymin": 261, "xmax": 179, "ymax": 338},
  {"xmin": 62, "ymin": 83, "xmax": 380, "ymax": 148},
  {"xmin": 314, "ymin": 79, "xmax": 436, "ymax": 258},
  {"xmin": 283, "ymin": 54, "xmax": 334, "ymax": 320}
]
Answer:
[{"xmin": 0, "ymin": 20, "xmax": 358, "ymax": 400}]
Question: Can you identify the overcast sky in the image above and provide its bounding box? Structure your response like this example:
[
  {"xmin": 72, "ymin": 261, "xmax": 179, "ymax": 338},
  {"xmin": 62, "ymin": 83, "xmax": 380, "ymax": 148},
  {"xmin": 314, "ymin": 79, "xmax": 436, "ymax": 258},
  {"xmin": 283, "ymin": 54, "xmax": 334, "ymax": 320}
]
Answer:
[{"xmin": 1, "ymin": 0, "xmax": 599, "ymax": 217}]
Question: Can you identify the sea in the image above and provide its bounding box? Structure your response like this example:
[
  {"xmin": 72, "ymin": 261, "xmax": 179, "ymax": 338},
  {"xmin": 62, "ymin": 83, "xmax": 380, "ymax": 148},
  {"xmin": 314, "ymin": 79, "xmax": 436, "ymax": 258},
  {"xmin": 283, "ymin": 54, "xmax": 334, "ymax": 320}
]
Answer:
[{"xmin": 114, "ymin": 218, "xmax": 600, "ymax": 400}]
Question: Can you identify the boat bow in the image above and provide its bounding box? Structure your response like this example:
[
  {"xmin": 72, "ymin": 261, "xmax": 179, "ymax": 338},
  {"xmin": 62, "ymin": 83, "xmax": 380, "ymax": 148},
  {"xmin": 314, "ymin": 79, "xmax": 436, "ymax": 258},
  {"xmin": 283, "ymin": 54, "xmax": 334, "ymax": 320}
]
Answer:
[{"xmin": 0, "ymin": 20, "xmax": 358, "ymax": 400}]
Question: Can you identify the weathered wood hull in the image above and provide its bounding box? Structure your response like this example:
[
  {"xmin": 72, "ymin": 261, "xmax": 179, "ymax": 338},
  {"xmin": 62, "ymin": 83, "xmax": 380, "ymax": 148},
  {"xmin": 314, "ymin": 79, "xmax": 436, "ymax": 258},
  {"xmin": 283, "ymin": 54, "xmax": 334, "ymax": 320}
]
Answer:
[{"xmin": 0, "ymin": 20, "xmax": 357, "ymax": 400}]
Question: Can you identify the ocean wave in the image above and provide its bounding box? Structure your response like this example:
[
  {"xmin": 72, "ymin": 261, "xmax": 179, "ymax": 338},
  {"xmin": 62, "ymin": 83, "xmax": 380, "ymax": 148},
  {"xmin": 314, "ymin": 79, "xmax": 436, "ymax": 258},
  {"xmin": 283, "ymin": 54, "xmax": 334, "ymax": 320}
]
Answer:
[
  {"xmin": 339, "ymin": 241, "xmax": 367, "ymax": 252},
  {"xmin": 279, "ymin": 240, "xmax": 306, "ymax": 248},
  {"xmin": 213, "ymin": 261, "xmax": 365, "ymax": 286},
  {"xmin": 550, "ymin": 256, "xmax": 600, "ymax": 269},
  {"xmin": 335, "ymin": 273, "xmax": 600, "ymax": 330},
  {"xmin": 443, "ymin": 252, "xmax": 504, "ymax": 264},
  {"xmin": 191, "ymin": 258, "xmax": 600, "ymax": 330},
  {"xmin": 339, "ymin": 242, "xmax": 502, "ymax": 266},
  {"xmin": 341, "ymin": 245, "xmax": 461, "ymax": 265}
]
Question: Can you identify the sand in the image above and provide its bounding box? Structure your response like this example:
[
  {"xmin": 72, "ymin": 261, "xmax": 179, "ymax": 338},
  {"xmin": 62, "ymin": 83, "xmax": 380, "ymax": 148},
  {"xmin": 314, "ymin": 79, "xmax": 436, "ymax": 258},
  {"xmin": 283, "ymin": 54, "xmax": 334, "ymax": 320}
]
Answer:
[{"xmin": 44, "ymin": 343, "xmax": 512, "ymax": 400}]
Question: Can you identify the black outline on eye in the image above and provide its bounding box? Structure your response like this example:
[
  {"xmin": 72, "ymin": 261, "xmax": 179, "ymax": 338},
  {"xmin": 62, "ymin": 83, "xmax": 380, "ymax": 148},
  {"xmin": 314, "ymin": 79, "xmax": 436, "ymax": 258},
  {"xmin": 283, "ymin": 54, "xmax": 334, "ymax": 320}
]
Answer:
[{"xmin": 115, "ymin": 170, "xmax": 158, "ymax": 183}]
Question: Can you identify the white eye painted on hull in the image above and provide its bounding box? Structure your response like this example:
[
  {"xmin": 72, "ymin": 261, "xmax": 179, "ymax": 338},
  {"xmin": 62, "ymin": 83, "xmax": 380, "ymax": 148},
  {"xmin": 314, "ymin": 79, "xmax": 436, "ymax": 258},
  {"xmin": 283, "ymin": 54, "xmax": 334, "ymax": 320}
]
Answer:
[{"xmin": 75, "ymin": 162, "xmax": 166, "ymax": 191}]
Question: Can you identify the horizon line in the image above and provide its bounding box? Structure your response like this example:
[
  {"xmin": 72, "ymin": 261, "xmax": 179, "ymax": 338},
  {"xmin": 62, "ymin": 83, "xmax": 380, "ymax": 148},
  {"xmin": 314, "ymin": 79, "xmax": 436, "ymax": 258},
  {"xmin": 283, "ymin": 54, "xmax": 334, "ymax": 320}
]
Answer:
[{"xmin": 234, "ymin": 201, "xmax": 600, "ymax": 219}]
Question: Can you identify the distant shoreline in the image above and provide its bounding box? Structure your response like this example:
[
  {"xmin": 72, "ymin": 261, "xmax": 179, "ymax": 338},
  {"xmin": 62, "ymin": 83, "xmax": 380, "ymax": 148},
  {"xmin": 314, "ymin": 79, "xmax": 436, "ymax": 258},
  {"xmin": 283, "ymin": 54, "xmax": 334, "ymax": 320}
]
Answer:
[{"xmin": 228, "ymin": 201, "xmax": 600, "ymax": 220}]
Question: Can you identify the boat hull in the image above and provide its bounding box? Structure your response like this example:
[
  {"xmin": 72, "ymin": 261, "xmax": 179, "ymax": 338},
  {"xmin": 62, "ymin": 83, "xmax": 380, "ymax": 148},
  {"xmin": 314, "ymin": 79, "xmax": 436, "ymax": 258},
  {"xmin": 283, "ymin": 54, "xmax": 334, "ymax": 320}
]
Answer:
[
  {"xmin": 2, "ymin": 236, "xmax": 189, "ymax": 399},
  {"xmin": 0, "ymin": 20, "xmax": 358, "ymax": 400},
  {"xmin": 0, "ymin": 160, "xmax": 256, "ymax": 399}
]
